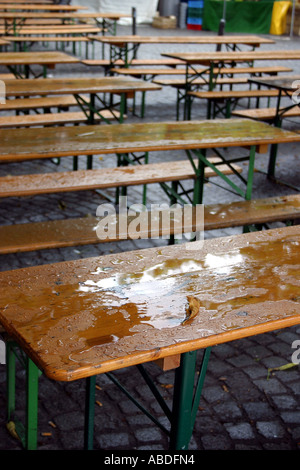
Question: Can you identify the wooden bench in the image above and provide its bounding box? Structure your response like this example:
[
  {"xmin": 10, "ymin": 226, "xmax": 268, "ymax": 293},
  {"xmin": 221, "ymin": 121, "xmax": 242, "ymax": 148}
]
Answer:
[
  {"xmin": 1, "ymin": 25, "xmax": 102, "ymax": 36},
  {"xmin": 0, "ymin": 95, "xmax": 80, "ymax": 112},
  {"xmin": 83, "ymin": 59, "xmax": 292, "ymax": 76},
  {"xmin": 5, "ymin": 35, "xmax": 93, "ymax": 58},
  {"xmin": 0, "ymin": 194, "xmax": 298, "ymax": 255},
  {"xmin": 0, "ymin": 109, "xmax": 123, "ymax": 128},
  {"xmin": 0, "ymin": 157, "xmax": 241, "ymax": 198},
  {"xmin": 0, "ymin": 19, "xmax": 63, "ymax": 25},
  {"xmin": 0, "ymin": 73, "xmax": 15, "ymax": 79},
  {"xmin": 153, "ymin": 76, "xmax": 249, "ymax": 88},
  {"xmin": 82, "ymin": 58, "xmax": 187, "ymax": 74},
  {"xmin": 82, "ymin": 58, "xmax": 187, "ymax": 68},
  {"xmin": 232, "ymin": 106, "xmax": 300, "ymax": 122},
  {"xmin": 188, "ymin": 89, "xmax": 280, "ymax": 119},
  {"xmin": 112, "ymin": 65, "xmax": 293, "ymax": 79}
]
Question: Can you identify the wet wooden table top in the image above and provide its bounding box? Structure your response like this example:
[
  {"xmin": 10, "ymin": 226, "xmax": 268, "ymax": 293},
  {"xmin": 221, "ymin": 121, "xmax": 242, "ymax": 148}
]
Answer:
[
  {"xmin": 96, "ymin": 34, "xmax": 275, "ymax": 46},
  {"xmin": 0, "ymin": 11, "xmax": 130, "ymax": 19},
  {"xmin": 0, "ymin": 0, "xmax": 52, "ymax": 3},
  {"xmin": 0, "ymin": 225, "xmax": 299, "ymax": 382},
  {"xmin": 162, "ymin": 50, "xmax": 300, "ymax": 66},
  {"xmin": 0, "ymin": 51, "xmax": 79, "ymax": 65},
  {"xmin": 0, "ymin": 3, "xmax": 86, "ymax": 10},
  {"xmin": 3, "ymin": 76, "xmax": 162, "ymax": 97},
  {"xmin": 0, "ymin": 118, "xmax": 299, "ymax": 162},
  {"xmin": 0, "ymin": 26, "xmax": 102, "ymax": 35},
  {"xmin": 93, "ymin": 34, "xmax": 274, "ymax": 47}
]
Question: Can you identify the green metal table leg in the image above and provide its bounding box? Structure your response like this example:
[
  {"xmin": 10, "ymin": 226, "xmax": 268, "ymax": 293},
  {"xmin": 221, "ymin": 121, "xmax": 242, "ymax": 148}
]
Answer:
[
  {"xmin": 169, "ymin": 348, "xmax": 211, "ymax": 450},
  {"xmin": 26, "ymin": 358, "xmax": 39, "ymax": 450},
  {"xmin": 119, "ymin": 93, "xmax": 126, "ymax": 123},
  {"xmin": 267, "ymin": 90, "xmax": 282, "ymax": 178},
  {"xmin": 6, "ymin": 341, "xmax": 16, "ymax": 423},
  {"xmin": 6, "ymin": 342, "xmax": 40, "ymax": 449},
  {"xmin": 193, "ymin": 156, "xmax": 205, "ymax": 206},
  {"xmin": 88, "ymin": 93, "xmax": 95, "ymax": 125},
  {"xmin": 245, "ymin": 145, "xmax": 256, "ymax": 201},
  {"xmin": 84, "ymin": 375, "xmax": 96, "ymax": 450}
]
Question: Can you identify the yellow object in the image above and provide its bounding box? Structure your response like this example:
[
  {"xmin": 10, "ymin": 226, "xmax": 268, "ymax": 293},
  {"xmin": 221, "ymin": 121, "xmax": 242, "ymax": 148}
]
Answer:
[
  {"xmin": 6, "ymin": 421, "xmax": 20, "ymax": 441},
  {"xmin": 270, "ymin": 1, "xmax": 291, "ymax": 35}
]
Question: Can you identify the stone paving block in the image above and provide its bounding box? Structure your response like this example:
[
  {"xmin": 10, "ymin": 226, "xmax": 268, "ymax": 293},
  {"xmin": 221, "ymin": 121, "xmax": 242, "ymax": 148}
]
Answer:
[
  {"xmin": 256, "ymin": 421, "xmax": 286, "ymax": 439},
  {"xmin": 224, "ymin": 422, "xmax": 256, "ymax": 440}
]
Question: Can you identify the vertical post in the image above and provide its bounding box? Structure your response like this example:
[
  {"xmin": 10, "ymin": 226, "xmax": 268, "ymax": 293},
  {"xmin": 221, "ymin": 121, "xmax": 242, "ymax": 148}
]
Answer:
[
  {"xmin": 142, "ymin": 152, "xmax": 149, "ymax": 205},
  {"xmin": 132, "ymin": 7, "xmax": 137, "ymax": 35},
  {"xmin": 290, "ymin": 0, "xmax": 295, "ymax": 37},
  {"xmin": 268, "ymin": 90, "xmax": 282, "ymax": 178},
  {"xmin": 84, "ymin": 375, "xmax": 96, "ymax": 450},
  {"xmin": 6, "ymin": 341, "xmax": 16, "ymax": 422},
  {"xmin": 245, "ymin": 145, "xmax": 256, "ymax": 200},
  {"xmin": 26, "ymin": 358, "xmax": 39, "ymax": 450},
  {"xmin": 119, "ymin": 93, "xmax": 126, "ymax": 123},
  {"xmin": 169, "ymin": 351, "xmax": 197, "ymax": 450},
  {"xmin": 169, "ymin": 348, "xmax": 211, "ymax": 450},
  {"xmin": 88, "ymin": 93, "xmax": 95, "ymax": 125},
  {"xmin": 193, "ymin": 152, "xmax": 206, "ymax": 206},
  {"xmin": 216, "ymin": 18, "xmax": 225, "ymax": 52}
]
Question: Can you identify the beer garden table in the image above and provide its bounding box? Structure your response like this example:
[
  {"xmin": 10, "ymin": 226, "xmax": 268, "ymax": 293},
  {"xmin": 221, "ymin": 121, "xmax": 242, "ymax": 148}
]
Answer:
[
  {"xmin": 161, "ymin": 50, "xmax": 300, "ymax": 91},
  {"xmin": 0, "ymin": 225, "xmax": 299, "ymax": 450},
  {"xmin": 92, "ymin": 35, "xmax": 275, "ymax": 68},
  {"xmin": 2, "ymin": 75, "xmax": 162, "ymax": 124},
  {"xmin": 0, "ymin": 11, "xmax": 131, "ymax": 35},
  {"xmin": 0, "ymin": 118, "xmax": 299, "ymax": 202}
]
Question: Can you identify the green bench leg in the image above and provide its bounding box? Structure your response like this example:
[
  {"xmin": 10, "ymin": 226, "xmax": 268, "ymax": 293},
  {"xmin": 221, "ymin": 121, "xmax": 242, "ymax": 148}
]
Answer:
[
  {"xmin": 26, "ymin": 358, "xmax": 39, "ymax": 450},
  {"xmin": 6, "ymin": 342, "xmax": 39, "ymax": 450},
  {"xmin": 6, "ymin": 341, "xmax": 16, "ymax": 423},
  {"xmin": 169, "ymin": 347, "xmax": 211, "ymax": 450},
  {"xmin": 84, "ymin": 375, "xmax": 97, "ymax": 450}
]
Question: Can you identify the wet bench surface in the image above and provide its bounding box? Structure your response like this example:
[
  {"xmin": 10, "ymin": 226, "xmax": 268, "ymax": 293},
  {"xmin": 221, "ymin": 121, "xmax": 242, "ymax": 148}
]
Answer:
[{"xmin": 0, "ymin": 194, "xmax": 299, "ymax": 254}]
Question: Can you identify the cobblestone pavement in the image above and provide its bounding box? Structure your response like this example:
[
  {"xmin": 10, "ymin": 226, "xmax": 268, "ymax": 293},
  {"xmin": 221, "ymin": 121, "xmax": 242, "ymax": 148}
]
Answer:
[{"xmin": 0, "ymin": 23, "xmax": 299, "ymax": 454}]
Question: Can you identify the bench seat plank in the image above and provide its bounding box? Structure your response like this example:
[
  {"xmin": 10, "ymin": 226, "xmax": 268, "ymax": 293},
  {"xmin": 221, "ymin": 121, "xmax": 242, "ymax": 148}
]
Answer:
[
  {"xmin": 0, "ymin": 157, "xmax": 241, "ymax": 198},
  {"xmin": 153, "ymin": 77, "xmax": 249, "ymax": 87},
  {"xmin": 0, "ymin": 95, "xmax": 79, "ymax": 111},
  {"xmin": 82, "ymin": 58, "xmax": 186, "ymax": 67},
  {"xmin": 112, "ymin": 66, "xmax": 292, "ymax": 77},
  {"xmin": 0, "ymin": 225, "xmax": 299, "ymax": 381},
  {"xmin": 5, "ymin": 35, "xmax": 90, "ymax": 42},
  {"xmin": 189, "ymin": 89, "xmax": 280, "ymax": 99},
  {"xmin": 0, "ymin": 194, "xmax": 298, "ymax": 254},
  {"xmin": 0, "ymin": 26, "xmax": 102, "ymax": 35},
  {"xmin": 232, "ymin": 106, "xmax": 300, "ymax": 121},
  {"xmin": 0, "ymin": 110, "xmax": 122, "ymax": 127},
  {"xmin": 0, "ymin": 50, "xmax": 79, "ymax": 65}
]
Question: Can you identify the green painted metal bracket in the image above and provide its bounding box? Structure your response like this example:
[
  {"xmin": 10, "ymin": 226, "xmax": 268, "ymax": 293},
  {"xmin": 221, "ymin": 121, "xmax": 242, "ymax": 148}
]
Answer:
[
  {"xmin": 189, "ymin": 146, "xmax": 256, "ymax": 201},
  {"xmin": 170, "ymin": 348, "xmax": 211, "ymax": 450},
  {"xmin": 5, "ymin": 341, "xmax": 40, "ymax": 450}
]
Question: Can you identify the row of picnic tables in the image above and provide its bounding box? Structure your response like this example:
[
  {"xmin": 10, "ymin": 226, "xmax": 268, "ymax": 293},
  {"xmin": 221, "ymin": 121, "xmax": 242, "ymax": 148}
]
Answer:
[{"xmin": 0, "ymin": 12, "xmax": 299, "ymax": 451}]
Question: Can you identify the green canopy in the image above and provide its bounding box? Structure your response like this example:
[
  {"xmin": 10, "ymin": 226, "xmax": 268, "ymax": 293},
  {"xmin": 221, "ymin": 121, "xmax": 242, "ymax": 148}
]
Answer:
[{"xmin": 203, "ymin": 0, "xmax": 274, "ymax": 34}]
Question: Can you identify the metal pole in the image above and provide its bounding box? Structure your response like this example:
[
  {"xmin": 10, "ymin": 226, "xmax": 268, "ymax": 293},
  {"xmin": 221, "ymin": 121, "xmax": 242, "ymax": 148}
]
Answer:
[
  {"xmin": 290, "ymin": 0, "xmax": 295, "ymax": 37},
  {"xmin": 216, "ymin": 1, "xmax": 226, "ymax": 51},
  {"xmin": 132, "ymin": 7, "xmax": 137, "ymax": 35}
]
